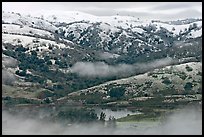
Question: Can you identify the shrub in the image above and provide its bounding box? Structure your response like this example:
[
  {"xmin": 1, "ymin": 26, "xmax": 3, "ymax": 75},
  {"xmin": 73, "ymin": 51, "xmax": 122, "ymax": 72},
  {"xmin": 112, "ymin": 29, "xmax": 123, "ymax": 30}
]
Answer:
[
  {"xmin": 109, "ymin": 86, "xmax": 125, "ymax": 99},
  {"xmin": 162, "ymin": 78, "xmax": 171, "ymax": 85},
  {"xmin": 184, "ymin": 82, "xmax": 193, "ymax": 91},
  {"xmin": 15, "ymin": 70, "xmax": 27, "ymax": 77},
  {"xmin": 185, "ymin": 65, "xmax": 193, "ymax": 72}
]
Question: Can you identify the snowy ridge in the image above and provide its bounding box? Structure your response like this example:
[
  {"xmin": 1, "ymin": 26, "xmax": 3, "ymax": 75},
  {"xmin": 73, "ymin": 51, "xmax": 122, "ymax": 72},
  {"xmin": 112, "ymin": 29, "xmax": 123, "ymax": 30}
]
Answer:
[
  {"xmin": 3, "ymin": 11, "xmax": 202, "ymax": 35},
  {"xmin": 2, "ymin": 11, "xmax": 202, "ymax": 56},
  {"xmin": 2, "ymin": 12, "xmax": 57, "ymax": 32},
  {"xmin": 3, "ymin": 11, "xmax": 202, "ymax": 38},
  {"xmin": 22, "ymin": 10, "xmax": 202, "ymax": 37}
]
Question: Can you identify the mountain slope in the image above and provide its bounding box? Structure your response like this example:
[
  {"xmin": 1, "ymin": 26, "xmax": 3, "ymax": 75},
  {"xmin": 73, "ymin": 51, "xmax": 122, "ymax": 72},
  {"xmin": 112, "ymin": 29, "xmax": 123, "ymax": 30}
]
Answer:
[
  {"xmin": 2, "ymin": 11, "xmax": 202, "ymax": 106},
  {"xmin": 64, "ymin": 62, "xmax": 202, "ymax": 106}
]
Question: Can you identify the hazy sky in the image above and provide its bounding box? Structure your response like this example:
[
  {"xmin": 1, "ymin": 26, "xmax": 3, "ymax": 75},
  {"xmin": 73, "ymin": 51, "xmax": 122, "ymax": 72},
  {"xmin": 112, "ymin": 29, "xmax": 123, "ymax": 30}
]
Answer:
[{"xmin": 2, "ymin": 2, "xmax": 202, "ymax": 21}]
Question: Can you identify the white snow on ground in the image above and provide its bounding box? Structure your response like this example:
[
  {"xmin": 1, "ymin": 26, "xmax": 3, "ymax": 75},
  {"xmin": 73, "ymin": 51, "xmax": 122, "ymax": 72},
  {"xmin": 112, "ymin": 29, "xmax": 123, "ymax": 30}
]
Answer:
[
  {"xmin": 2, "ymin": 24, "xmax": 55, "ymax": 39},
  {"xmin": 52, "ymin": 11, "xmax": 201, "ymax": 38},
  {"xmin": 99, "ymin": 22, "xmax": 119, "ymax": 34},
  {"xmin": 64, "ymin": 22, "xmax": 92, "ymax": 39},
  {"xmin": 132, "ymin": 27, "xmax": 145, "ymax": 34},
  {"xmin": 5, "ymin": 11, "xmax": 150, "ymax": 33},
  {"xmin": 2, "ymin": 33, "xmax": 73, "ymax": 50},
  {"xmin": 153, "ymin": 21, "xmax": 202, "ymax": 36},
  {"xmin": 3, "ymin": 11, "xmax": 202, "ymax": 40},
  {"xmin": 2, "ymin": 12, "xmax": 57, "ymax": 32},
  {"xmin": 47, "ymin": 11, "xmax": 98, "ymax": 23},
  {"xmin": 187, "ymin": 29, "xmax": 202, "ymax": 38}
]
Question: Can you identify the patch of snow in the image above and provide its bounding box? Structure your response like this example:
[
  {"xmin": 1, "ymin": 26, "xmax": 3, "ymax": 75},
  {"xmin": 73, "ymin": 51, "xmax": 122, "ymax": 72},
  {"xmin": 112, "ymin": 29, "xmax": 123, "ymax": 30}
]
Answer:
[
  {"xmin": 187, "ymin": 29, "xmax": 202, "ymax": 38},
  {"xmin": 132, "ymin": 27, "xmax": 145, "ymax": 34}
]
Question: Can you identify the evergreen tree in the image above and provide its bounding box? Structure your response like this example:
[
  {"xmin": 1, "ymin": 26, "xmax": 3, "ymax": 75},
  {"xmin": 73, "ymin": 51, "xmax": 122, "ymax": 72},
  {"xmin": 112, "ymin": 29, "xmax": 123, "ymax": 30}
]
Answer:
[{"xmin": 99, "ymin": 112, "xmax": 106, "ymax": 122}]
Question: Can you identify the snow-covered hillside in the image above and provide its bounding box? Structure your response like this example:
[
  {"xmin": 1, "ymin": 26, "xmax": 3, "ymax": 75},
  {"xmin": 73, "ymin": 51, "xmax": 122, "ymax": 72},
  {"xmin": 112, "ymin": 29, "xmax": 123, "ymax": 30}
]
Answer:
[
  {"xmin": 17, "ymin": 10, "xmax": 200, "ymax": 55},
  {"xmin": 2, "ymin": 11, "xmax": 202, "ymax": 60},
  {"xmin": 19, "ymin": 10, "xmax": 201, "ymax": 38},
  {"xmin": 2, "ymin": 12, "xmax": 57, "ymax": 32},
  {"xmin": 2, "ymin": 24, "xmax": 55, "ymax": 40},
  {"xmin": 2, "ymin": 33, "xmax": 73, "ymax": 51},
  {"xmin": 3, "ymin": 11, "xmax": 201, "ymax": 37},
  {"xmin": 2, "ymin": 11, "xmax": 202, "ymax": 68}
]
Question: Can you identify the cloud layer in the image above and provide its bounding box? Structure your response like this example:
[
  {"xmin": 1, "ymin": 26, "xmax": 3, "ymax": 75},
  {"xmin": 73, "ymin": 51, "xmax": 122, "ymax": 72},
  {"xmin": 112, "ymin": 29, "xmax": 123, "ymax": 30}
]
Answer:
[
  {"xmin": 70, "ymin": 57, "xmax": 175, "ymax": 77},
  {"xmin": 70, "ymin": 62, "xmax": 134, "ymax": 77}
]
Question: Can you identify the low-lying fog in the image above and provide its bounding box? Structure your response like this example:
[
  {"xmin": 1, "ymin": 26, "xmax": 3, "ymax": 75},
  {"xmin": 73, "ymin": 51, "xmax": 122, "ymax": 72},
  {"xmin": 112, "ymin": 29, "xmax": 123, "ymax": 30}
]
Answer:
[
  {"xmin": 2, "ymin": 107, "xmax": 202, "ymax": 135},
  {"xmin": 70, "ymin": 57, "xmax": 176, "ymax": 77}
]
